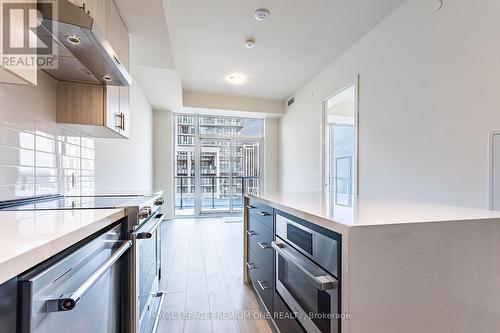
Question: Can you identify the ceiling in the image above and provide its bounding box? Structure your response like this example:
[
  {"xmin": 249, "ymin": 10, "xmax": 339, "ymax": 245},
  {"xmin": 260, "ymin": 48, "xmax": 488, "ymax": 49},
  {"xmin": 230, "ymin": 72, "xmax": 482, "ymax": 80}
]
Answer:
[
  {"xmin": 163, "ymin": 0, "xmax": 406, "ymax": 101},
  {"xmin": 115, "ymin": 0, "xmax": 183, "ymax": 111}
]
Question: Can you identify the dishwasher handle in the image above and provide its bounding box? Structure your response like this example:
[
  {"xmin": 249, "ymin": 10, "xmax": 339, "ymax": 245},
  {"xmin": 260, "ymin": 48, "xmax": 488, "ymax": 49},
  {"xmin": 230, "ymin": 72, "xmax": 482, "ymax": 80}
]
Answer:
[{"xmin": 46, "ymin": 240, "xmax": 132, "ymax": 312}]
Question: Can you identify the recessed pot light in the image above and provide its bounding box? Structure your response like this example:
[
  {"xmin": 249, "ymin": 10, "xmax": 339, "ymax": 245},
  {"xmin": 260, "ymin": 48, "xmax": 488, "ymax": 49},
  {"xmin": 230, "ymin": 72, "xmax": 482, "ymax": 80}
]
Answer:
[
  {"xmin": 66, "ymin": 35, "xmax": 81, "ymax": 45},
  {"xmin": 254, "ymin": 8, "xmax": 270, "ymax": 21},
  {"xmin": 225, "ymin": 73, "xmax": 247, "ymax": 85},
  {"xmin": 102, "ymin": 75, "xmax": 113, "ymax": 82}
]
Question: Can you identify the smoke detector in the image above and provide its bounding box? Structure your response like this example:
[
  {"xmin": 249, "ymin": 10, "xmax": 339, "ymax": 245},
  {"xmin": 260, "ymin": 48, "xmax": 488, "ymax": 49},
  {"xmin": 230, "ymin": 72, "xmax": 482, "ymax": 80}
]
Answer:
[
  {"xmin": 254, "ymin": 8, "xmax": 270, "ymax": 21},
  {"xmin": 245, "ymin": 39, "xmax": 255, "ymax": 48}
]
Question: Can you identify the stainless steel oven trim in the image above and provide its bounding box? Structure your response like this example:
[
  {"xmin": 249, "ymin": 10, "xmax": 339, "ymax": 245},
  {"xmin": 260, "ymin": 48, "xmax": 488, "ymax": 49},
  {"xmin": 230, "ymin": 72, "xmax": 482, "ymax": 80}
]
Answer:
[
  {"xmin": 132, "ymin": 213, "xmax": 165, "ymax": 332},
  {"xmin": 276, "ymin": 214, "xmax": 339, "ymax": 278},
  {"xmin": 276, "ymin": 279, "xmax": 321, "ymax": 333},
  {"xmin": 46, "ymin": 240, "xmax": 132, "ymax": 312},
  {"xmin": 151, "ymin": 292, "xmax": 166, "ymax": 332},
  {"xmin": 272, "ymin": 240, "xmax": 336, "ymax": 291},
  {"xmin": 275, "ymin": 240, "xmax": 339, "ymax": 333}
]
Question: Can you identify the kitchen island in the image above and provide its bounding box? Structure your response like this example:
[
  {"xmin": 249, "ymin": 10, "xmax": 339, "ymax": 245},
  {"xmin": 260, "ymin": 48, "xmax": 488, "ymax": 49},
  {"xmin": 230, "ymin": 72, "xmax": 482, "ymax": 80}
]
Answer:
[{"xmin": 244, "ymin": 192, "xmax": 500, "ymax": 333}]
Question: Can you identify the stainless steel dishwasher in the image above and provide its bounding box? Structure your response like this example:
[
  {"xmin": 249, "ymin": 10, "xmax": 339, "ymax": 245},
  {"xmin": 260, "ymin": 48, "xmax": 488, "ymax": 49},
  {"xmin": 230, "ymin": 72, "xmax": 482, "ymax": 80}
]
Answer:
[{"xmin": 17, "ymin": 222, "xmax": 131, "ymax": 333}]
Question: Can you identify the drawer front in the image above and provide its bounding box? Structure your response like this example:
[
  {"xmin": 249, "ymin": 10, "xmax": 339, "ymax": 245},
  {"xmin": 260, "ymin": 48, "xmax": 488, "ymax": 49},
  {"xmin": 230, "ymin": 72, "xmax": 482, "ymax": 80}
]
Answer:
[
  {"xmin": 273, "ymin": 292, "xmax": 305, "ymax": 333},
  {"xmin": 247, "ymin": 248, "xmax": 273, "ymax": 313},
  {"xmin": 248, "ymin": 217, "xmax": 274, "ymax": 271},
  {"xmin": 247, "ymin": 200, "xmax": 273, "ymax": 229}
]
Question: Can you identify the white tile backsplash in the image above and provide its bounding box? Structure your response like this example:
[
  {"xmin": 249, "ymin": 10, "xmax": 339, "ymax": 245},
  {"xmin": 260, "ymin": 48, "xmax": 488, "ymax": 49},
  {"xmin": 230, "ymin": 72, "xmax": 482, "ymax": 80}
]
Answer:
[{"xmin": 0, "ymin": 72, "xmax": 95, "ymax": 201}]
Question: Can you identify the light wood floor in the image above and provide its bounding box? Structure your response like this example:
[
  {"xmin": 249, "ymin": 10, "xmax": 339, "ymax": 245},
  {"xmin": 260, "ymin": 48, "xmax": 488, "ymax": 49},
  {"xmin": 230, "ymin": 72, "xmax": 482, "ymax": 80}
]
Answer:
[{"xmin": 157, "ymin": 217, "xmax": 273, "ymax": 333}]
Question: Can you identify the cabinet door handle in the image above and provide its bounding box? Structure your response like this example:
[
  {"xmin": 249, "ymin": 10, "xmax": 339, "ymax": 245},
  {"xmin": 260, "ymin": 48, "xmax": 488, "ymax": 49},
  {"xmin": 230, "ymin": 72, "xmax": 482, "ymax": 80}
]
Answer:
[
  {"xmin": 246, "ymin": 262, "xmax": 256, "ymax": 270},
  {"xmin": 116, "ymin": 113, "xmax": 124, "ymax": 131},
  {"xmin": 246, "ymin": 230, "xmax": 256, "ymax": 236},
  {"xmin": 246, "ymin": 205, "xmax": 256, "ymax": 209},
  {"xmin": 258, "ymin": 211, "xmax": 270, "ymax": 217},
  {"xmin": 258, "ymin": 242, "xmax": 270, "ymax": 249},
  {"xmin": 257, "ymin": 280, "xmax": 270, "ymax": 290}
]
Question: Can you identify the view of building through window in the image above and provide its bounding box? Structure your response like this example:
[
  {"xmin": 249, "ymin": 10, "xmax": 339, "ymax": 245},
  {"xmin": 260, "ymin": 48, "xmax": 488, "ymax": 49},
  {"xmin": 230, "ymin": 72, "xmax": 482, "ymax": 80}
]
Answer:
[{"xmin": 175, "ymin": 114, "xmax": 263, "ymax": 216}]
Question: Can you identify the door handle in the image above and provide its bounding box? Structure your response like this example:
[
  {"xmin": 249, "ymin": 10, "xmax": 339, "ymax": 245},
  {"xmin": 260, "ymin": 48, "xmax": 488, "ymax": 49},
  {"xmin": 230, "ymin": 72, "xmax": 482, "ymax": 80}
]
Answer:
[
  {"xmin": 135, "ymin": 214, "xmax": 165, "ymax": 239},
  {"xmin": 246, "ymin": 262, "xmax": 256, "ymax": 270},
  {"xmin": 258, "ymin": 242, "xmax": 270, "ymax": 249},
  {"xmin": 257, "ymin": 280, "xmax": 270, "ymax": 290},
  {"xmin": 46, "ymin": 240, "xmax": 132, "ymax": 312},
  {"xmin": 116, "ymin": 113, "xmax": 123, "ymax": 130}
]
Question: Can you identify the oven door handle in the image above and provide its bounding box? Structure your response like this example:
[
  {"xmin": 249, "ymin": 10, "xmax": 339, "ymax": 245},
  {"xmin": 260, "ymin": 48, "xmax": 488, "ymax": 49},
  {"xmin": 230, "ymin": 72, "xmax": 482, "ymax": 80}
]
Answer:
[
  {"xmin": 271, "ymin": 240, "xmax": 337, "ymax": 291},
  {"xmin": 45, "ymin": 240, "xmax": 132, "ymax": 312},
  {"xmin": 135, "ymin": 214, "xmax": 165, "ymax": 239}
]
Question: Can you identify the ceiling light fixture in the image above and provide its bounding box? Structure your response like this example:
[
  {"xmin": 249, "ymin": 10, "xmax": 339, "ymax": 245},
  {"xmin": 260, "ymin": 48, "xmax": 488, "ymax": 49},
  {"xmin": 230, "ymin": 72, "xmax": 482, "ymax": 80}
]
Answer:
[
  {"xmin": 245, "ymin": 39, "xmax": 255, "ymax": 48},
  {"xmin": 225, "ymin": 73, "xmax": 247, "ymax": 85},
  {"xmin": 254, "ymin": 8, "xmax": 270, "ymax": 21}
]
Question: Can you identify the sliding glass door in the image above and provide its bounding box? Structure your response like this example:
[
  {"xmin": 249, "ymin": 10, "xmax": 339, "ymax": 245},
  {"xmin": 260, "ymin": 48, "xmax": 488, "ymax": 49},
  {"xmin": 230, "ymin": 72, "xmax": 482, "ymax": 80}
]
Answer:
[
  {"xmin": 200, "ymin": 139, "xmax": 231, "ymax": 213},
  {"xmin": 174, "ymin": 115, "xmax": 263, "ymax": 217}
]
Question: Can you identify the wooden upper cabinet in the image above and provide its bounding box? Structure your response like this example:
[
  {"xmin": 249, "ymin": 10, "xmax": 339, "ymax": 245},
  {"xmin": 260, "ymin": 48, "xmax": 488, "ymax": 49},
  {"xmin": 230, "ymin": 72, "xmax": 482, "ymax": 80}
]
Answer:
[
  {"xmin": 57, "ymin": 82, "xmax": 103, "ymax": 125},
  {"xmin": 57, "ymin": 82, "xmax": 129, "ymax": 139},
  {"xmin": 119, "ymin": 19, "xmax": 130, "ymax": 70},
  {"xmin": 55, "ymin": 0, "xmax": 130, "ymax": 139},
  {"xmin": 86, "ymin": 0, "xmax": 107, "ymax": 37}
]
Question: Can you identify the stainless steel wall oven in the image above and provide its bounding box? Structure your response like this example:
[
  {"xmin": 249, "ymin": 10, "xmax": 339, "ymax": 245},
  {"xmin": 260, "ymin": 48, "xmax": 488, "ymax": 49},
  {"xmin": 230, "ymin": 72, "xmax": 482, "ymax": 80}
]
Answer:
[{"xmin": 273, "ymin": 213, "xmax": 341, "ymax": 333}]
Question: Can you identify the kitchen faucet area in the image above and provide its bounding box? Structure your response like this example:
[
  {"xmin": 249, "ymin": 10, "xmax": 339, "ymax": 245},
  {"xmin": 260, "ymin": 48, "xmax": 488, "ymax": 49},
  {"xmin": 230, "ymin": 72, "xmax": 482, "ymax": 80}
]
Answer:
[{"xmin": 1, "ymin": 0, "xmax": 500, "ymax": 332}]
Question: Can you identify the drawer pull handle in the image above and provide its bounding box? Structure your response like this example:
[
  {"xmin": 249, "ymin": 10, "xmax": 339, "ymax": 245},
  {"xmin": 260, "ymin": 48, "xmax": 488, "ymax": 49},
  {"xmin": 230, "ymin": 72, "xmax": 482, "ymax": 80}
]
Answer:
[
  {"xmin": 246, "ymin": 230, "xmax": 256, "ymax": 236},
  {"xmin": 246, "ymin": 262, "xmax": 256, "ymax": 270},
  {"xmin": 246, "ymin": 205, "xmax": 256, "ymax": 209},
  {"xmin": 258, "ymin": 242, "xmax": 270, "ymax": 249},
  {"xmin": 258, "ymin": 211, "xmax": 270, "ymax": 217},
  {"xmin": 257, "ymin": 280, "xmax": 270, "ymax": 290}
]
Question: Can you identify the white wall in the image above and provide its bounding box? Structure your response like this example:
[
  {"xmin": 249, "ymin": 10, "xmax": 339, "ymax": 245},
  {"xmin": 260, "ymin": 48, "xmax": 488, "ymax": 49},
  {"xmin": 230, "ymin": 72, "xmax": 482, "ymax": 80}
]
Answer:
[
  {"xmin": 153, "ymin": 110, "xmax": 174, "ymax": 219},
  {"xmin": 183, "ymin": 91, "xmax": 285, "ymax": 116},
  {"xmin": 280, "ymin": 0, "xmax": 500, "ymax": 208},
  {"xmin": 264, "ymin": 118, "xmax": 279, "ymax": 192},
  {"xmin": 94, "ymin": 80, "xmax": 154, "ymax": 194}
]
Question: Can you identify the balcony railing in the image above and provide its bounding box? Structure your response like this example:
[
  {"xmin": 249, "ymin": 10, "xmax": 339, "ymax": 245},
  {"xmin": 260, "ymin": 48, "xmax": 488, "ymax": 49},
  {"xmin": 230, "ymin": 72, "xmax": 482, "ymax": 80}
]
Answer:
[{"xmin": 174, "ymin": 176, "xmax": 260, "ymax": 213}]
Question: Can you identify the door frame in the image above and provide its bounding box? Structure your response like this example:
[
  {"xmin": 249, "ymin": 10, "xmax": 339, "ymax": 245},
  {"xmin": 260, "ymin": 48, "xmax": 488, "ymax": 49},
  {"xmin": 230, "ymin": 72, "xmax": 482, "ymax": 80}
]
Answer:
[
  {"xmin": 489, "ymin": 131, "xmax": 500, "ymax": 209},
  {"xmin": 321, "ymin": 75, "xmax": 360, "ymax": 196}
]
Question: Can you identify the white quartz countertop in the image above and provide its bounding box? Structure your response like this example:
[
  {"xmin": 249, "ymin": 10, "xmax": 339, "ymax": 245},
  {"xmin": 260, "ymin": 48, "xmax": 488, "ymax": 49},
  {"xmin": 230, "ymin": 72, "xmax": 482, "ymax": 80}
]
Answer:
[
  {"xmin": 246, "ymin": 192, "xmax": 500, "ymax": 232},
  {"xmin": 0, "ymin": 209, "xmax": 125, "ymax": 284}
]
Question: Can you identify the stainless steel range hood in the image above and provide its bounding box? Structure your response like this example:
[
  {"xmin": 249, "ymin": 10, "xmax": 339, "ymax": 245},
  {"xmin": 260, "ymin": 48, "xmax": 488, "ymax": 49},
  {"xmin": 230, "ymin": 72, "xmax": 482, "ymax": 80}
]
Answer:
[{"xmin": 37, "ymin": 0, "xmax": 131, "ymax": 86}]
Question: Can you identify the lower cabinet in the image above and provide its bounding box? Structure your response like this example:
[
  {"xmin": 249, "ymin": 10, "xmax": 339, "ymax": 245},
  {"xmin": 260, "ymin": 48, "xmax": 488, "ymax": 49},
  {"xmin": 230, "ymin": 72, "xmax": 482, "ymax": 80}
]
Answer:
[
  {"xmin": 248, "ymin": 247, "xmax": 273, "ymax": 312},
  {"xmin": 246, "ymin": 199, "xmax": 306, "ymax": 333}
]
